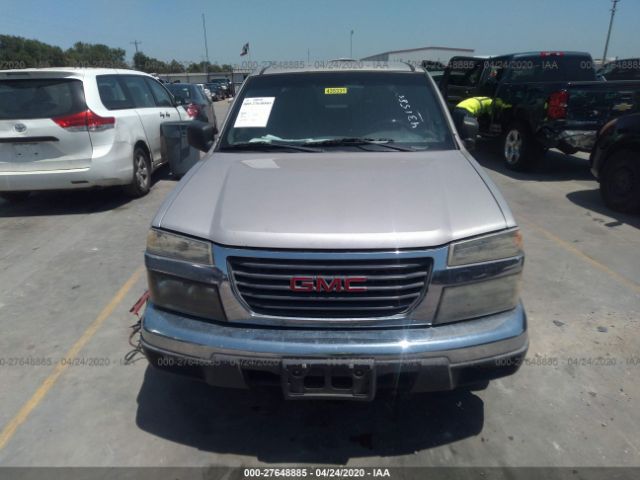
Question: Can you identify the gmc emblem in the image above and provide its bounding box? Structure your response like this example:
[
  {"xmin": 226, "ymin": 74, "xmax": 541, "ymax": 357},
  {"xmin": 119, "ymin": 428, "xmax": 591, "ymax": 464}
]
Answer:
[{"xmin": 289, "ymin": 276, "xmax": 367, "ymax": 293}]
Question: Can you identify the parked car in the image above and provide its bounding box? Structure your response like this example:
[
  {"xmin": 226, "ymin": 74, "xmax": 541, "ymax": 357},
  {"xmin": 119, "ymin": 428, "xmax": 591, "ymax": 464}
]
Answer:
[
  {"xmin": 440, "ymin": 52, "xmax": 640, "ymax": 170},
  {"xmin": 225, "ymin": 79, "xmax": 235, "ymax": 97},
  {"xmin": 0, "ymin": 68, "xmax": 190, "ymax": 201},
  {"xmin": 597, "ymin": 58, "xmax": 640, "ymax": 81},
  {"xmin": 206, "ymin": 79, "xmax": 230, "ymax": 99},
  {"xmin": 141, "ymin": 61, "xmax": 528, "ymax": 400},
  {"xmin": 205, "ymin": 82, "xmax": 226, "ymax": 101},
  {"xmin": 166, "ymin": 83, "xmax": 217, "ymax": 130},
  {"xmin": 590, "ymin": 113, "xmax": 640, "ymax": 213},
  {"xmin": 196, "ymin": 83, "xmax": 213, "ymax": 102}
]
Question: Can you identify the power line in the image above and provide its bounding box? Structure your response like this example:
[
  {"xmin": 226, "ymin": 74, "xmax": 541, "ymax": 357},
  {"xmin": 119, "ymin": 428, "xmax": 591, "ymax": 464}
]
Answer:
[
  {"xmin": 602, "ymin": 0, "xmax": 619, "ymax": 63},
  {"xmin": 130, "ymin": 40, "xmax": 142, "ymax": 54}
]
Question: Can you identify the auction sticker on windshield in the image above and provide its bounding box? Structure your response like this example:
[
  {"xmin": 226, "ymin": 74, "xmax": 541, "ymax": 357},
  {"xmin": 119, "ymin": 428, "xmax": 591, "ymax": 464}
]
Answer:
[
  {"xmin": 234, "ymin": 97, "xmax": 276, "ymax": 127},
  {"xmin": 324, "ymin": 87, "xmax": 348, "ymax": 94}
]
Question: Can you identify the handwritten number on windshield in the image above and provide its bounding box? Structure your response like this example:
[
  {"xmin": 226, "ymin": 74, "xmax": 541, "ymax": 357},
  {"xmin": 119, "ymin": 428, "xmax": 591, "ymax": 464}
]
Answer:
[{"xmin": 397, "ymin": 95, "xmax": 421, "ymax": 129}]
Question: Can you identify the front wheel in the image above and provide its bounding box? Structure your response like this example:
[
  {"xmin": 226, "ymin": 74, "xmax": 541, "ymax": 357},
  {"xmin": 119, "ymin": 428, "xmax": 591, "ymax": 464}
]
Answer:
[
  {"xmin": 600, "ymin": 150, "xmax": 640, "ymax": 213},
  {"xmin": 503, "ymin": 123, "xmax": 542, "ymax": 171},
  {"xmin": 123, "ymin": 146, "xmax": 151, "ymax": 197}
]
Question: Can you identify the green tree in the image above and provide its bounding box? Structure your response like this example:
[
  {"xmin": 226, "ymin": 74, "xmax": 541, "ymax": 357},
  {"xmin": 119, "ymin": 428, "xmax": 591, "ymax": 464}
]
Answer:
[
  {"xmin": 133, "ymin": 51, "xmax": 175, "ymax": 73},
  {"xmin": 65, "ymin": 42, "xmax": 127, "ymax": 68},
  {"xmin": 0, "ymin": 35, "xmax": 65, "ymax": 67},
  {"xmin": 168, "ymin": 60, "xmax": 185, "ymax": 73}
]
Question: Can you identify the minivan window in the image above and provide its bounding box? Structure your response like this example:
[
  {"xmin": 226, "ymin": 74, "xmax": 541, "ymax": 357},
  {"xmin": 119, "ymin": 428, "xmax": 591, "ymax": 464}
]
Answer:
[
  {"xmin": 0, "ymin": 78, "xmax": 85, "ymax": 120},
  {"xmin": 97, "ymin": 75, "xmax": 133, "ymax": 110},
  {"xmin": 220, "ymin": 72, "xmax": 455, "ymax": 150},
  {"xmin": 145, "ymin": 78, "xmax": 174, "ymax": 107},
  {"xmin": 120, "ymin": 76, "xmax": 155, "ymax": 108}
]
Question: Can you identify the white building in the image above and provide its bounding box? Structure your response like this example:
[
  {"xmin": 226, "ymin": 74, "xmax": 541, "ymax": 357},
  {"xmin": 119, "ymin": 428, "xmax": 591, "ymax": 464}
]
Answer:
[{"xmin": 361, "ymin": 46, "xmax": 474, "ymax": 67}]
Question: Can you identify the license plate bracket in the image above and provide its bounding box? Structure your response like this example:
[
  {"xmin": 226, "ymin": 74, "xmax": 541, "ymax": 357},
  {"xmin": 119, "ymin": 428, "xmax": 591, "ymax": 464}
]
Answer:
[
  {"xmin": 13, "ymin": 143, "xmax": 42, "ymax": 161},
  {"xmin": 281, "ymin": 358, "xmax": 376, "ymax": 401}
]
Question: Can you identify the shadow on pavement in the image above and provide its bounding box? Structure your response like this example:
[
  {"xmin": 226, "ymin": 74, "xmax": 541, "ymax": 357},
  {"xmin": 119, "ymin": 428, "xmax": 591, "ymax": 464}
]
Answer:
[
  {"xmin": 566, "ymin": 188, "xmax": 640, "ymax": 230},
  {"xmin": 472, "ymin": 141, "xmax": 593, "ymax": 183},
  {"xmin": 136, "ymin": 366, "xmax": 485, "ymax": 464},
  {"xmin": 0, "ymin": 165, "xmax": 172, "ymax": 218}
]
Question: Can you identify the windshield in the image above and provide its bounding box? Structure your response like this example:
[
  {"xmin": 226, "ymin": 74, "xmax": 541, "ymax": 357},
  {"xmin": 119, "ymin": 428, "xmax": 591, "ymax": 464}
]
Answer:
[{"xmin": 219, "ymin": 72, "xmax": 455, "ymax": 151}]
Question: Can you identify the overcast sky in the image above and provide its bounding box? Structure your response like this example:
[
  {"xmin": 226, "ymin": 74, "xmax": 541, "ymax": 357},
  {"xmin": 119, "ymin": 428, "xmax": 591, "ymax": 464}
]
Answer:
[{"xmin": 2, "ymin": 0, "xmax": 638, "ymax": 65}]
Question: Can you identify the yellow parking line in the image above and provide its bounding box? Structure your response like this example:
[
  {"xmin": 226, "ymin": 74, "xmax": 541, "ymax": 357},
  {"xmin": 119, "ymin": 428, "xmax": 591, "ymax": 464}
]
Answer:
[
  {"xmin": 519, "ymin": 216, "xmax": 640, "ymax": 295},
  {"xmin": 0, "ymin": 266, "xmax": 145, "ymax": 451}
]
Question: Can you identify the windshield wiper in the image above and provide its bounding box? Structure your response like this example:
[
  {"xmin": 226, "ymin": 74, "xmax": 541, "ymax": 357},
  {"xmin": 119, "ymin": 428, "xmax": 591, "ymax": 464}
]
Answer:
[
  {"xmin": 221, "ymin": 141, "xmax": 321, "ymax": 153},
  {"xmin": 303, "ymin": 138, "xmax": 417, "ymax": 151}
]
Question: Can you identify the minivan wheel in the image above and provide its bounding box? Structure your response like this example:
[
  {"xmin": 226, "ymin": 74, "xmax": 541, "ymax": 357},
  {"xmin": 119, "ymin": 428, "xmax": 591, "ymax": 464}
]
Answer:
[
  {"xmin": 600, "ymin": 150, "xmax": 640, "ymax": 213},
  {"xmin": 503, "ymin": 123, "xmax": 542, "ymax": 171},
  {"xmin": 124, "ymin": 147, "xmax": 152, "ymax": 197},
  {"xmin": 0, "ymin": 192, "xmax": 31, "ymax": 203}
]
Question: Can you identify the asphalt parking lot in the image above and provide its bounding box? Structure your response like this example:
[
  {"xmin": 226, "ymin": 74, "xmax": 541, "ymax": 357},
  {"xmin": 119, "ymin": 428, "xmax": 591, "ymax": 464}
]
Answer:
[{"xmin": 0, "ymin": 100, "xmax": 639, "ymax": 467}]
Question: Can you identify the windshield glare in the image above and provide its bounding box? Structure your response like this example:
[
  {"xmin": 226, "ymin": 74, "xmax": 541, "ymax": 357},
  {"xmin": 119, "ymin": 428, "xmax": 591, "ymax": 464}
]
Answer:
[{"xmin": 220, "ymin": 72, "xmax": 455, "ymax": 150}]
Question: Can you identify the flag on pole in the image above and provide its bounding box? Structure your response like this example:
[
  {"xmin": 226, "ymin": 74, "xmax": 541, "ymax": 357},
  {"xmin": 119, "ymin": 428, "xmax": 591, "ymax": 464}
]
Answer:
[{"xmin": 240, "ymin": 43, "xmax": 249, "ymax": 56}]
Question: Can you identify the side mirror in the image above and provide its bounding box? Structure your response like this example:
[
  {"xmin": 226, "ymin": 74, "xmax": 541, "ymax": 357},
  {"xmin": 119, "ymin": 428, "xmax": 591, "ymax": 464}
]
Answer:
[
  {"xmin": 453, "ymin": 111, "xmax": 479, "ymax": 151},
  {"xmin": 187, "ymin": 121, "xmax": 216, "ymax": 152},
  {"xmin": 173, "ymin": 96, "xmax": 186, "ymax": 106}
]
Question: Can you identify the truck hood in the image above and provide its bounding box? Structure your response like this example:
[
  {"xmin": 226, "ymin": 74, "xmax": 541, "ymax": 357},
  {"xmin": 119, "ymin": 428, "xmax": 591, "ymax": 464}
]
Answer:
[{"xmin": 155, "ymin": 150, "xmax": 509, "ymax": 250}]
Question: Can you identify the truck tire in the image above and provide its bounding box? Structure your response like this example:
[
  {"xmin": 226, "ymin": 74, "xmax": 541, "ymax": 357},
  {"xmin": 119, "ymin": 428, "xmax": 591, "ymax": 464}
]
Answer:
[
  {"xmin": 503, "ymin": 122, "xmax": 543, "ymax": 171},
  {"xmin": 600, "ymin": 150, "xmax": 640, "ymax": 213},
  {"xmin": 0, "ymin": 192, "xmax": 30, "ymax": 203},
  {"xmin": 124, "ymin": 146, "xmax": 152, "ymax": 198}
]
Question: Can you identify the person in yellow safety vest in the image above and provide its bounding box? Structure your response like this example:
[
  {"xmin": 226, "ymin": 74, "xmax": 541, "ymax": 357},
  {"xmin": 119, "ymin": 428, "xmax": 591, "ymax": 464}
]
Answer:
[
  {"xmin": 455, "ymin": 96, "xmax": 494, "ymax": 118},
  {"xmin": 453, "ymin": 96, "xmax": 495, "ymax": 134}
]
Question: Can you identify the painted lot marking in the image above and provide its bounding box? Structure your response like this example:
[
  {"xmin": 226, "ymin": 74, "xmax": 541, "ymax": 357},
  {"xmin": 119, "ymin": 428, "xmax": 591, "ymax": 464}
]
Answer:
[
  {"xmin": 519, "ymin": 215, "xmax": 640, "ymax": 295},
  {"xmin": 0, "ymin": 266, "xmax": 144, "ymax": 451}
]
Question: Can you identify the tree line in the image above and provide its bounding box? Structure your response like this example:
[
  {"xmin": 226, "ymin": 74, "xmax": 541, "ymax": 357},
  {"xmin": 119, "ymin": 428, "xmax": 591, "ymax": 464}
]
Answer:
[{"xmin": 0, "ymin": 35, "xmax": 233, "ymax": 73}]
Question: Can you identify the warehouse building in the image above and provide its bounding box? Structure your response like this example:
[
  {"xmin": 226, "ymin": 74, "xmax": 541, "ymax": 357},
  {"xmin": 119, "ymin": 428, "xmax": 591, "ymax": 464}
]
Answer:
[{"xmin": 361, "ymin": 46, "xmax": 474, "ymax": 66}]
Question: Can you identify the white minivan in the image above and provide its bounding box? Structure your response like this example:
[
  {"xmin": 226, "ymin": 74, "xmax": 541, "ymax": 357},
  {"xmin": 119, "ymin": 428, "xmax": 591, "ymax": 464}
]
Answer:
[{"xmin": 0, "ymin": 68, "xmax": 191, "ymax": 201}]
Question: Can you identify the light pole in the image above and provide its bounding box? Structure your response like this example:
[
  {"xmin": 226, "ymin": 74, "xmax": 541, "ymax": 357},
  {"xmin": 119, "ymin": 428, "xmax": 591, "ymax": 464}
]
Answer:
[
  {"xmin": 350, "ymin": 30, "xmax": 354, "ymax": 59},
  {"xmin": 202, "ymin": 13, "xmax": 210, "ymax": 78},
  {"xmin": 602, "ymin": 0, "xmax": 620, "ymax": 64}
]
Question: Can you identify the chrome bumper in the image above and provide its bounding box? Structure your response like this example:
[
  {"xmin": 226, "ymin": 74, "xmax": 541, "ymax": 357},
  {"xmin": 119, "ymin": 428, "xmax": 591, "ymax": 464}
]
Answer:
[
  {"xmin": 556, "ymin": 130, "xmax": 597, "ymax": 152},
  {"xmin": 141, "ymin": 301, "xmax": 527, "ymax": 383}
]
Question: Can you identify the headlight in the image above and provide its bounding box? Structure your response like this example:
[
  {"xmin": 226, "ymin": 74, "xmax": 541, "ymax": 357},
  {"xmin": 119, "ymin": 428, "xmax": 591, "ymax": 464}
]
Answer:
[
  {"xmin": 435, "ymin": 274, "xmax": 521, "ymax": 324},
  {"xmin": 148, "ymin": 271, "xmax": 225, "ymax": 321},
  {"xmin": 146, "ymin": 229, "xmax": 224, "ymax": 321},
  {"xmin": 146, "ymin": 229, "xmax": 212, "ymax": 265},
  {"xmin": 448, "ymin": 229, "xmax": 522, "ymax": 266}
]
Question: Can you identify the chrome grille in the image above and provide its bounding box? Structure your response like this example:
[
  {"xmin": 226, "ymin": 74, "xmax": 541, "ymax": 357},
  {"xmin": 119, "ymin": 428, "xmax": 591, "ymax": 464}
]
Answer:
[{"xmin": 228, "ymin": 256, "xmax": 432, "ymax": 318}]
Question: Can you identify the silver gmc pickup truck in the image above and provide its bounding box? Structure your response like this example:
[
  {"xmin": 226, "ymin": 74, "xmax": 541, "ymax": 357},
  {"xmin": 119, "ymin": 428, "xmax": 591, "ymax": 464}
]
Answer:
[{"xmin": 141, "ymin": 61, "xmax": 527, "ymax": 400}]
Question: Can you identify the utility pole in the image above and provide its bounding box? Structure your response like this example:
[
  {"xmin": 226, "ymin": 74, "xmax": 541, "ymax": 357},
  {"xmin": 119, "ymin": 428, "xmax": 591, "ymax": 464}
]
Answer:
[
  {"xmin": 202, "ymin": 13, "xmax": 210, "ymax": 79},
  {"xmin": 350, "ymin": 30, "xmax": 354, "ymax": 59},
  {"xmin": 602, "ymin": 0, "xmax": 619, "ymax": 64},
  {"xmin": 130, "ymin": 40, "xmax": 142, "ymax": 53}
]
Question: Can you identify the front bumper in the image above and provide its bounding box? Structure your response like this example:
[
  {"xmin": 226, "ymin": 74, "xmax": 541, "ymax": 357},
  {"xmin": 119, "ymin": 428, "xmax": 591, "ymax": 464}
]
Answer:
[{"xmin": 141, "ymin": 301, "xmax": 528, "ymax": 395}]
